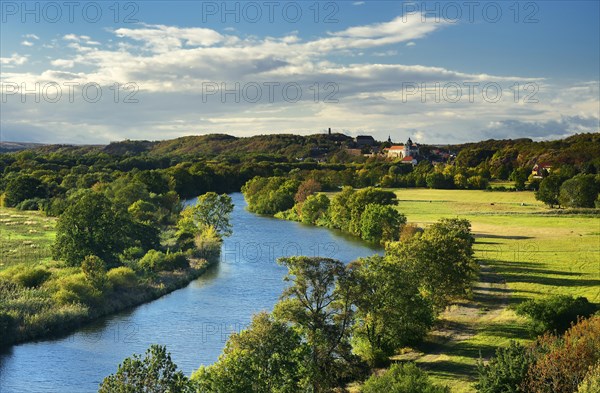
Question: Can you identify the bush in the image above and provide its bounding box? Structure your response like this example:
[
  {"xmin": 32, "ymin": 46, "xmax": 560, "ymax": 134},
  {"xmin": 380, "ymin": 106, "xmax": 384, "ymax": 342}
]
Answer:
[
  {"xmin": 578, "ymin": 363, "xmax": 600, "ymax": 393},
  {"xmin": 476, "ymin": 341, "xmax": 533, "ymax": 393},
  {"xmin": 362, "ymin": 363, "xmax": 450, "ymax": 393},
  {"xmin": 0, "ymin": 311, "xmax": 17, "ymax": 346},
  {"xmin": 16, "ymin": 198, "xmax": 45, "ymax": 211},
  {"xmin": 163, "ymin": 252, "xmax": 189, "ymax": 271},
  {"xmin": 515, "ymin": 295, "xmax": 596, "ymax": 335},
  {"xmin": 53, "ymin": 273, "xmax": 103, "ymax": 307},
  {"xmin": 13, "ymin": 268, "xmax": 51, "ymax": 288},
  {"xmin": 107, "ymin": 267, "xmax": 138, "ymax": 289},
  {"xmin": 138, "ymin": 250, "xmax": 166, "ymax": 272},
  {"xmin": 524, "ymin": 316, "xmax": 600, "ymax": 393}
]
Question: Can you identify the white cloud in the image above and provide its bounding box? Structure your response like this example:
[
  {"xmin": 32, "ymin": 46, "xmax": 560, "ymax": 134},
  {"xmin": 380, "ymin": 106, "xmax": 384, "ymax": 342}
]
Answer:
[
  {"xmin": 24, "ymin": 34, "xmax": 40, "ymax": 40},
  {"xmin": 1, "ymin": 15, "xmax": 597, "ymax": 144},
  {"xmin": 21, "ymin": 41, "xmax": 34, "ymax": 47},
  {"xmin": 0, "ymin": 54, "xmax": 28, "ymax": 66},
  {"xmin": 353, "ymin": 1, "xmax": 365, "ymax": 5},
  {"xmin": 406, "ymin": 42, "xmax": 416, "ymax": 47}
]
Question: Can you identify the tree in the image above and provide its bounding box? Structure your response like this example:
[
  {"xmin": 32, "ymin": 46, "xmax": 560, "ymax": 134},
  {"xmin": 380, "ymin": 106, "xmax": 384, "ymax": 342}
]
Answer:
[
  {"xmin": 386, "ymin": 218, "xmax": 477, "ymax": 311},
  {"xmin": 350, "ymin": 256, "xmax": 434, "ymax": 366},
  {"xmin": 578, "ymin": 363, "xmax": 600, "ymax": 393},
  {"xmin": 523, "ymin": 316, "xmax": 600, "ymax": 393},
  {"xmin": 81, "ymin": 255, "xmax": 106, "ymax": 289},
  {"xmin": 242, "ymin": 177, "xmax": 299, "ymax": 215},
  {"xmin": 510, "ymin": 168, "xmax": 530, "ymax": 190},
  {"xmin": 476, "ymin": 341, "xmax": 533, "ymax": 393},
  {"xmin": 362, "ymin": 363, "xmax": 450, "ymax": 393},
  {"xmin": 328, "ymin": 186, "xmax": 355, "ymax": 232},
  {"xmin": 559, "ymin": 174, "xmax": 598, "ymax": 208},
  {"xmin": 274, "ymin": 257, "xmax": 359, "ymax": 392},
  {"xmin": 515, "ymin": 295, "xmax": 596, "ymax": 335},
  {"xmin": 192, "ymin": 312, "xmax": 307, "ymax": 393},
  {"xmin": 191, "ymin": 192, "xmax": 234, "ymax": 237},
  {"xmin": 53, "ymin": 192, "xmax": 129, "ymax": 266},
  {"xmin": 99, "ymin": 345, "xmax": 194, "ymax": 392},
  {"xmin": 300, "ymin": 193, "xmax": 330, "ymax": 225},
  {"xmin": 4, "ymin": 175, "xmax": 46, "ymax": 207},
  {"xmin": 347, "ymin": 187, "xmax": 397, "ymax": 236},
  {"xmin": 294, "ymin": 178, "xmax": 321, "ymax": 204},
  {"xmin": 359, "ymin": 204, "xmax": 406, "ymax": 244},
  {"xmin": 535, "ymin": 174, "xmax": 565, "ymax": 207}
]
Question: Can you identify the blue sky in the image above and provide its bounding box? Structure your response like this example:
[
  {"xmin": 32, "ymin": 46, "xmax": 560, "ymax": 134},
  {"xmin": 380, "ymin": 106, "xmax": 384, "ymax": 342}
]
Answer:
[{"xmin": 1, "ymin": 1, "xmax": 598, "ymax": 144}]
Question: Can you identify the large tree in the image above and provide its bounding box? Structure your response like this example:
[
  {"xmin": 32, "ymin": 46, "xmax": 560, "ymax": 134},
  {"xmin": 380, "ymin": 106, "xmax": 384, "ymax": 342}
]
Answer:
[
  {"xmin": 99, "ymin": 345, "xmax": 194, "ymax": 393},
  {"xmin": 535, "ymin": 174, "xmax": 566, "ymax": 207},
  {"xmin": 350, "ymin": 255, "xmax": 434, "ymax": 366},
  {"xmin": 558, "ymin": 174, "xmax": 598, "ymax": 208},
  {"xmin": 274, "ymin": 256, "xmax": 359, "ymax": 392},
  {"xmin": 191, "ymin": 192, "xmax": 234, "ymax": 237},
  {"xmin": 193, "ymin": 312, "xmax": 307, "ymax": 393},
  {"xmin": 52, "ymin": 192, "xmax": 130, "ymax": 266},
  {"xmin": 387, "ymin": 218, "xmax": 477, "ymax": 311},
  {"xmin": 359, "ymin": 204, "xmax": 406, "ymax": 244}
]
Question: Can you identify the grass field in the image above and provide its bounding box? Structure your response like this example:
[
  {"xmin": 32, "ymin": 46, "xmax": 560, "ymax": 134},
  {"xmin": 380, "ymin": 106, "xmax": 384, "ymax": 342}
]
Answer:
[
  {"xmin": 0, "ymin": 208, "xmax": 56, "ymax": 271},
  {"xmin": 388, "ymin": 188, "xmax": 600, "ymax": 392}
]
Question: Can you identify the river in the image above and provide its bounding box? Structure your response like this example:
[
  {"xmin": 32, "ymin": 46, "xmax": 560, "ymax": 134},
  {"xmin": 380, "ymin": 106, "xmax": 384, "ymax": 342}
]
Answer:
[{"xmin": 0, "ymin": 193, "xmax": 381, "ymax": 392}]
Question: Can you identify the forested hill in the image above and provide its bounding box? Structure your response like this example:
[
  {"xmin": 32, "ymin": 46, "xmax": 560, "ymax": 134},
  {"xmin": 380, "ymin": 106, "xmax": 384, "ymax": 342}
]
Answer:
[
  {"xmin": 15, "ymin": 133, "xmax": 354, "ymax": 159},
  {"xmin": 2, "ymin": 133, "xmax": 599, "ymax": 169}
]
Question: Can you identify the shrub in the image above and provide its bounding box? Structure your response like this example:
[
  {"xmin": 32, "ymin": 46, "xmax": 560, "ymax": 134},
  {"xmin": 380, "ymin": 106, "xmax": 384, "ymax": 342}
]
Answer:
[
  {"xmin": 578, "ymin": 363, "xmax": 600, "ymax": 393},
  {"xmin": 16, "ymin": 198, "xmax": 44, "ymax": 211},
  {"xmin": 53, "ymin": 273, "xmax": 102, "ymax": 307},
  {"xmin": 81, "ymin": 255, "xmax": 107, "ymax": 288},
  {"xmin": 163, "ymin": 252, "xmax": 189, "ymax": 271},
  {"xmin": 138, "ymin": 250, "xmax": 166, "ymax": 272},
  {"xmin": 13, "ymin": 268, "xmax": 51, "ymax": 288},
  {"xmin": 515, "ymin": 295, "xmax": 596, "ymax": 335},
  {"xmin": 523, "ymin": 316, "xmax": 600, "ymax": 393},
  {"xmin": 107, "ymin": 267, "xmax": 138, "ymax": 289},
  {"xmin": 121, "ymin": 246, "xmax": 145, "ymax": 261},
  {"xmin": 362, "ymin": 363, "xmax": 450, "ymax": 393},
  {"xmin": 0, "ymin": 311, "xmax": 17, "ymax": 346},
  {"xmin": 476, "ymin": 341, "xmax": 533, "ymax": 393},
  {"xmin": 194, "ymin": 226, "xmax": 222, "ymax": 260}
]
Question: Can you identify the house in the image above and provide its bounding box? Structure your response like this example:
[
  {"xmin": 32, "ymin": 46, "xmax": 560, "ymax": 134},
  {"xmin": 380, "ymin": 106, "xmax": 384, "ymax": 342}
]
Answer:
[
  {"xmin": 532, "ymin": 163, "xmax": 552, "ymax": 178},
  {"xmin": 400, "ymin": 155, "xmax": 418, "ymax": 165},
  {"xmin": 355, "ymin": 135, "xmax": 376, "ymax": 147},
  {"xmin": 386, "ymin": 137, "xmax": 420, "ymax": 159}
]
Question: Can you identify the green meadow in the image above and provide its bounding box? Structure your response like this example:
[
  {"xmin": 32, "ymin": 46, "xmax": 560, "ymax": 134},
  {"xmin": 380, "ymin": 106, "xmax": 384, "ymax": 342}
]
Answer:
[
  {"xmin": 0, "ymin": 208, "xmax": 55, "ymax": 271},
  {"xmin": 389, "ymin": 188, "xmax": 600, "ymax": 392}
]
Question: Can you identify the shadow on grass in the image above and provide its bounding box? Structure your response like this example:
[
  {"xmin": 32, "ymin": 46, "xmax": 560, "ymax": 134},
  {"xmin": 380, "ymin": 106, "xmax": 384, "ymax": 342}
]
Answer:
[{"xmin": 474, "ymin": 234, "xmax": 533, "ymax": 240}]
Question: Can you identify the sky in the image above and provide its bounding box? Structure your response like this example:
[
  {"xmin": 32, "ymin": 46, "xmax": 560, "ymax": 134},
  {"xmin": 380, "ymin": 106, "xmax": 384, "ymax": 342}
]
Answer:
[{"xmin": 0, "ymin": 0, "xmax": 599, "ymax": 144}]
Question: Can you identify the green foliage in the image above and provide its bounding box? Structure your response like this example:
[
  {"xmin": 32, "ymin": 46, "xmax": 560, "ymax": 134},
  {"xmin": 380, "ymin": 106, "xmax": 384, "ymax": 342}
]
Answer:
[
  {"xmin": 191, "ymin": 192, "xmax": 234, "ymax": 237},
  {"xmin": 559, "ymin": 174, "xmax": 599, "ymax": 208},
  {"xmin": 99, "ymin": 345, "xmax": 194, "ymax": 393},
  {"xmin": 386, "ymin": 218, "xmax": 477, "ymax": 311},
  {"xmin": 52, "ymin": 192, "xmax": 130, "ymax": 266},
  {"xmin": 242, "ymin": 176, "xmax": 300, "ymax": 215},
  {"xmin": 535, "ymin": 174, "xmax": 565, "ymax": 207},
  {"xmin": 4, "ymin": 175, "xmax": 46, "ymax": 207},
  {"xmin": 350, "ymin": 256, "xmax": 434, "ymax": 366},
  {"xmin": 274, "ymin": 256, "xmax": 360, "ymax": 392},
  {"xmin": 53, "ymin": 273, "xmax": 103, "ymax": 307},
  {"xmin": 300, "ymin": 193, "xmax": 330, "ymax": 225},
  {"xmin": 106, "ymin": 267, "xmax": 137, "ymax": 289},
  {"xmin": 12, "ymin": 268, "xmax": 51, "ymax": 288},
  {"xmin": 192, "ymin": 312, "xmax": 307, "ymax": 393},
  {"xmin": 578, "ymin": 363, "xmax": 600, "ymax": 393},
  {"xmin": 514, "ymin": 295, "xmax": 596, "ymax": 335},
  {"xmin": 81, "ymin": 255, "xmax": 107, "ymax": 288},
  {"xmin": 476, "ymin": 341, "xmax": 533, "ymax": 393},
  {"xmin": 361, "ymin": 362, "xmax": 450, "ymax": 393},
  {"xmin": 359, "ymin": 204, "xmax": 406, "ymax": 244},
  {"xmin": 328, "ymin": 186, "xmax": 355, "ymax": 232}
]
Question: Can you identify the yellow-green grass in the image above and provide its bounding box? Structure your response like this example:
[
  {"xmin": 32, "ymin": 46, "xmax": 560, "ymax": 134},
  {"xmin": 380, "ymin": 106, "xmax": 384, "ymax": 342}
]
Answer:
[
  {"xmin": 388, "ymin": 188, "xmax": 600, "ymax": 392},
  {"xmin": 0, "ymin": 208, "xmax": 56, "ymax": 271}
]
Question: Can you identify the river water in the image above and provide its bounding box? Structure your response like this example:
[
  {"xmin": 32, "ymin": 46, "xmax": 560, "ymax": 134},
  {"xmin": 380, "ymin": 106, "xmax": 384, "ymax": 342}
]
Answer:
[{"xmin": 0, "ymin": 193, "xmax": 381, "ymax": 392}]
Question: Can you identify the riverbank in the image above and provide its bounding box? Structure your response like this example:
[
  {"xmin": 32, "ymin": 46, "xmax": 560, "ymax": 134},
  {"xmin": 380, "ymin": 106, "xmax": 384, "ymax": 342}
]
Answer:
[{"xmin": 0, "ymin": 208, "xmax": 219, "ymax": 348}]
